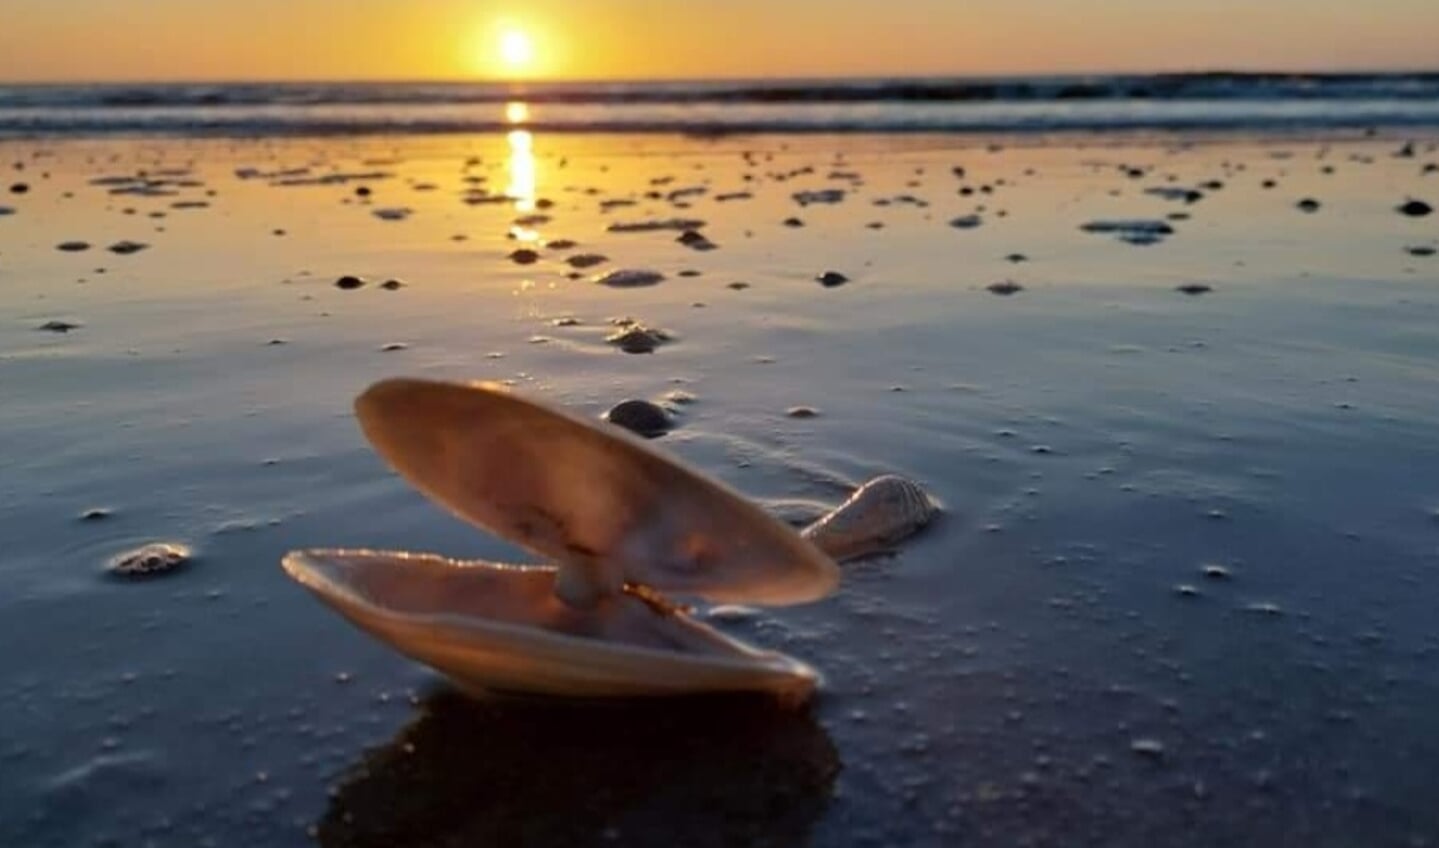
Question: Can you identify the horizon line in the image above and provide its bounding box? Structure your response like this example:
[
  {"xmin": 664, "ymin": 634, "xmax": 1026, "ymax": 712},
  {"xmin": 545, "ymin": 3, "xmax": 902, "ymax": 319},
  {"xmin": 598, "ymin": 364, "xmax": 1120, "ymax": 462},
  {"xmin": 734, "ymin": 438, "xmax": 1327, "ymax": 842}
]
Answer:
[{"xmin": 3, "ymin": 66, "xmax": 1439, "ymax": 88}]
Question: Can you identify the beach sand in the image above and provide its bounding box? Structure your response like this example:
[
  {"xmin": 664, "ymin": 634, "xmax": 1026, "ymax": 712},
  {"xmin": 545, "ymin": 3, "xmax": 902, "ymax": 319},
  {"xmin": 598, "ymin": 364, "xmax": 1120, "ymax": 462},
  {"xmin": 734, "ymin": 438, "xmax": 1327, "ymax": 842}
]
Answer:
[{"xmin": 2, "ymin": 131, "xmax": 1438, "ymax": 846}]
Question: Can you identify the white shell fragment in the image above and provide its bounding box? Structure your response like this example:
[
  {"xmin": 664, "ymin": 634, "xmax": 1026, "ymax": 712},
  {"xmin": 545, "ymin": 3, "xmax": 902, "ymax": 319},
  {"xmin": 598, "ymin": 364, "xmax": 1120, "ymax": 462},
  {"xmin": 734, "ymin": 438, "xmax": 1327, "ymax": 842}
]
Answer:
[
  {"xmin": 284, "ymin": 549, "xmax": 819, "ymax": 701},
  {"xmin": 108, "ymin": 542, "xmax": 192, "ymax": 577},
  {"xmin": 801, "ymin": 475, "xmax": 938, "ymax": 561},
  {"xmin": 355, "ymin": 379, "xmax": 838, "ymax": 608}
]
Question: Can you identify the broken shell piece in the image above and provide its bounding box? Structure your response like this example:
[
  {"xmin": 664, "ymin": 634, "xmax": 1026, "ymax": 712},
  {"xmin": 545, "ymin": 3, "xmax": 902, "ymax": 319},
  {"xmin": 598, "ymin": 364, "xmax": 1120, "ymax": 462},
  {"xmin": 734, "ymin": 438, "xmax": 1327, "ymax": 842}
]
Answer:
[
  {"xmin": 801, "ymin": 475, "xmax": 938, "ymax": 561},
  {"xmin": 284, "ymin": 550, "xmax": 819, "ymax": 701}
]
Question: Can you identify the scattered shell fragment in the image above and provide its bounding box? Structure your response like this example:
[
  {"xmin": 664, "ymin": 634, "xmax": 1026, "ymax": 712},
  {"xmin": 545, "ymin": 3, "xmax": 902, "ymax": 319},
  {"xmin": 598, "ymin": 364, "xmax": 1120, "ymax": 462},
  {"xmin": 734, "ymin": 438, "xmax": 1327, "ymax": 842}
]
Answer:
[
  {"xmin": 801, "ymin": 475, "xmax": 939, "ymax": 561},
  {"xmin": 108, "ymin": 542, "xmax": 191, "ymax": 577}
]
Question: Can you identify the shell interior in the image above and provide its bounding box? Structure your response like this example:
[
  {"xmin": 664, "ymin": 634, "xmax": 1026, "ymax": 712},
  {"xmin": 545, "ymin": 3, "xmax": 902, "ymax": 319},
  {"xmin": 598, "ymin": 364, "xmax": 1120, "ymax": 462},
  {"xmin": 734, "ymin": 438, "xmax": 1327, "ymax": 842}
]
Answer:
[{"xmin": 355, "ymin": 378, "xmax": 839, "ymax": 606}]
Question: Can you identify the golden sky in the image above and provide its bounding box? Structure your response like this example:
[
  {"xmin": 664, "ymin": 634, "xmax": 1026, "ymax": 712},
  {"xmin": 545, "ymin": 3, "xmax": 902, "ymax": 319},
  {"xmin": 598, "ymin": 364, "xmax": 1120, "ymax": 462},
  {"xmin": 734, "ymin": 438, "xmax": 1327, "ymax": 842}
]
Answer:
[{"xmin": 1, "ymin": 0, "xmax": 1436, "ymax": 82}]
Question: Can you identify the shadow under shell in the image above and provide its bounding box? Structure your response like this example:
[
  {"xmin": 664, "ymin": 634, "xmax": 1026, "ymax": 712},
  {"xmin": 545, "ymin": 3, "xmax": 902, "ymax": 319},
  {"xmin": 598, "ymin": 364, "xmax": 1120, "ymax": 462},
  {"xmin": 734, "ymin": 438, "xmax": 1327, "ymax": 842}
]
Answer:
[{"xmin": 316, "ymin": 689, "xmax": 840, "ymax": 847}]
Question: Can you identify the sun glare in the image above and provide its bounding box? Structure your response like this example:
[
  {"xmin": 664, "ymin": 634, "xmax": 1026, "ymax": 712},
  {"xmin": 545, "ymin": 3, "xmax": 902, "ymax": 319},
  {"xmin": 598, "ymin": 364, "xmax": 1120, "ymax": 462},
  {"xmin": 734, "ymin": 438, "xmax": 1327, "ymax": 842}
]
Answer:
[{"xmin": 499, "ymin": 29, "xmax": 534, "ymax": 69}]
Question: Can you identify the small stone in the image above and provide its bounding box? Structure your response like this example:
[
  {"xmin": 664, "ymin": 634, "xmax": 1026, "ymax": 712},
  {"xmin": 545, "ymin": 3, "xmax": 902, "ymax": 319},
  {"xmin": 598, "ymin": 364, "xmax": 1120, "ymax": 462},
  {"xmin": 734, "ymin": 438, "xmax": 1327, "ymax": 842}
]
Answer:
[
  {"xmin": 782, "ymin": 217, "xmax": 805, "ymax": 228},
  {"xmin": 786, "ymin": 406, "xmax": 820, "ymax": 419},
  {"xmin": 38, "ymin": 319, "xmax": 82, "ymax": 333},
  {"xmin": 816, "ymin": 271, "xmax": 849, "ymax": 288},
  {"xmin": 545, "ymin": 239, "xmax": 578, "ymax": 250},
  {"xmin": 604, "ymin": 400, "xmax": 671, "ymax": 438},
  {"xmin": 1201, "ymin": 564, "xmax": 1231, "ymax": 580},
  {"xmin": 1397, "ymin": 199, "xmax": 1432, "ymax": 217},
  {"xmin": 566, "ymin": 253, "xmax": 608, "ymax": 269},
  {"xmin": 1296, "ymin": 198, "xmax": 1321, "ymax": 213},
  {"xmin": 605, "ymin": 323, "xmax": 669, "ymax": 354},
  {"xmin": 551, "ymin": 316, "xmax": 581, "ymax": 327},
  {"xmin": 380, "ymin": 279, "xmax": 404, "ymax": 290},
  {"xmin": 80, "ymin": 508, "xmax": 113, "ymax": 522},
  {"xmin": 949, "ymin": 214, "xmax": 983, "ymax": 229},
  {"xmin": 9, "ymin": 183, "xmax": 28, "ymax": 194},
  {"xmin": 727, "ymin": 281, "xmax": 750, "ymax": 290},
  {"xmin": 107, "ymin": 240, "xmax": 148, "ymax": 255},
  {"xmin": 380, "ymin": 342, "xmax": 408, "ymax": 352},
  {"xmin": 372, "ymin": 207, "xmax": 411, "ymax": 221},
  {"xmin": 676, "ymin": 230, "xmax": 716, "ymax": 250},
  {"xmin": 335, "ymin": 275, "xmax": 366, "ymax": 290},
  {"xmin": 509, "ymin": 248, "xmax": 541, "ymax": 264},
  {"xmin": 594, "ymin": 269, "xmax": 665, "ymax": 288},
  {"xmin": 107, "ymin": 542, "xmax": 191, "ymax": 577},
  {"xmin": 56, "ymin": 241, "xmax": 91, "ymax": 252},
  {"xmin": 1405, "ymin": 245, "xmax": 1436, "ymax": 257},
  {"xmin": 987, "ymin": 280, "xmax": 1023, "ymax": 295},
  {"xmin": 1130, "ymin": 739, "xmax": 1165, "ymax": 759},
  {"xmin": 1174, "ymin": 584, "xmax": 1200, "ymax": 598},
  {"xmin": 1176, "ymin": 283, "xmax": 1212, "ymax": 295},
  {"xmin": 1005, "ymin": 253, "xmax": 1028, "ymax": 263}
]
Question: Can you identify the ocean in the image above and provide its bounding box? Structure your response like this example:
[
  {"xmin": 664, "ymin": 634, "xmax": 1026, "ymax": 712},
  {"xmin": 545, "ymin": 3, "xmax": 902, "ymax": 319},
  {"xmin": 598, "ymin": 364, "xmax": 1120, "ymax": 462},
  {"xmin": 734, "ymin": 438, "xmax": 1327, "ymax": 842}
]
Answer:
[{"xmin": 2, "ymin": 72, "xmax": 1439, "ymax": 137}]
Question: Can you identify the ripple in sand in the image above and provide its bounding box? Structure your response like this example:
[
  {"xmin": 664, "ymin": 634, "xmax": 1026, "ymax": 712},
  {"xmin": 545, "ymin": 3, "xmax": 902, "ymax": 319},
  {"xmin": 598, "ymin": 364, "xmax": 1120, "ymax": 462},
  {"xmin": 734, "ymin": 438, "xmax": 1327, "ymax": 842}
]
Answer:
[
  {"xmin": 604, "ymin": 400, "xmax": 672, "ymax": 438},
  {"xmin": 56, "ymin": 241, "xmax": 91, "ymax": 252},
  {"xmin": 107, "ymin": 542, "xmax": 191, "ymax": 577},
  {"xmin": 107, "ymin": 240, "xmax": 149, "ymax": 255},
  {"xmin": 594, "ymin": 268, "xmax": 665, "ymax": 288}
]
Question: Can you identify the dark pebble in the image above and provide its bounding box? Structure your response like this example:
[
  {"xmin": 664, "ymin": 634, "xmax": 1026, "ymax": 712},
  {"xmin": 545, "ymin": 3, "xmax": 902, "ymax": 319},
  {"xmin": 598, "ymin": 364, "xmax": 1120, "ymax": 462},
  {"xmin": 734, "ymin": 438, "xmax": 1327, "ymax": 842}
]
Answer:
[
  {"xmin": 786, "ymin": 406, "xmax": 820, "ymax": 419},
  {"xmin": 9, "ymin": 183, "xmax": 28, "ymax": 194},
  {"xmin": 380, "ymin": 279, "xmax": 404, "ymax": 290},
  {"xmin": 509, "ymin": 248, "xmax": 541, "ymax": 264},
  {"xmin": 56, "ymin": 241, "xmax": 91, "ymax": 252},
  {"xmin": 1397, "ymin": 199, "xmax": 1432, "ymax": 217},
  {"xmin": 1296, "ymin": 198, "xmax": 1321, "ymax": 213},
  {"xmin": 37, "ymin": 319, "xmax": 81, "ymax": 333},
  {"xmin": 604, "ymin": 400, "xmax": 671, "ymax": 438},
  {"xmin": 1176, "ymin": 283, "xmax": 1213, "ymax": 295},
  {"xmin": 108, "ymin": 240, "xmax": 148, "ymax": 255},
  {"xmin": 817, "ymin": 271, "xmax": 849, "ymax": 288},
  {"xmin": 335, "ymin": 275, "xmax": 366, "ymax": 290},
  {"xmin": 987, "ymin": 280, "xmax": 1023, "ymax": 295}
]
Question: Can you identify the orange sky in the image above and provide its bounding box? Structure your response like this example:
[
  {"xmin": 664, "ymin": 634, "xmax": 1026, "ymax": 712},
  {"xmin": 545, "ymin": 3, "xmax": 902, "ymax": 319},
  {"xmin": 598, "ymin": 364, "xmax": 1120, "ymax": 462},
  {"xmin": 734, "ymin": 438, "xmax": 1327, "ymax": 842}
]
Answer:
[{"xmin": 1, "ymin": 0, "xmax": 1436, "ymax": 82}]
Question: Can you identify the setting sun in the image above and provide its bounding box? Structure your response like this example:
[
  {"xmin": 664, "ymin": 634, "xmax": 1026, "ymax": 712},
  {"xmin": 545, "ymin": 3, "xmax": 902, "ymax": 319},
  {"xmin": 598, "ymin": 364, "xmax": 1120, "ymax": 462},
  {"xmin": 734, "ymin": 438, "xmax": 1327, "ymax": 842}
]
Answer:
[{"xmin": 499, "ymin": 28, "xmax": 534, "ymax": 69}]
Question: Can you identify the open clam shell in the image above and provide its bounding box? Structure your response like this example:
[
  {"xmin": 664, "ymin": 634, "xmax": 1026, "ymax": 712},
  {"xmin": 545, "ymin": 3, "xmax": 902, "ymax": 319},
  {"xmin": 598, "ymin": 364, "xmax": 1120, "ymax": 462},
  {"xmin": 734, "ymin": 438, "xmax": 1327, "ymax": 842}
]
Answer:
[
  {"xmin": 284, "ymin": 549, "xmax": 819, "ymax": 700},
  {"xmin": 356, "ymin": 379, "xmax": 839, "ymax": 607}
]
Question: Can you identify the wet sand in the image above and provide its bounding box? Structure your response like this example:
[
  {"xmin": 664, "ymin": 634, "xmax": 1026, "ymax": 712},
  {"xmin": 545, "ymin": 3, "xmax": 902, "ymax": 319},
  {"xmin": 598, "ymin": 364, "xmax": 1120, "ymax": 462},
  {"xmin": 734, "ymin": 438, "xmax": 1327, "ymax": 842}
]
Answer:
[{"xmin": 2, "ymin": 131, "xmax": 1438, "ymax": 846}]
